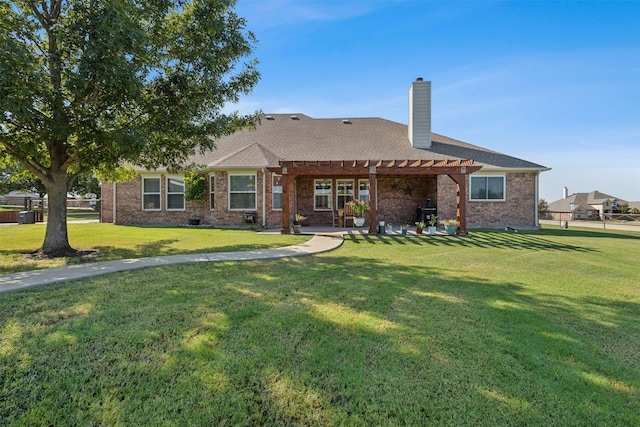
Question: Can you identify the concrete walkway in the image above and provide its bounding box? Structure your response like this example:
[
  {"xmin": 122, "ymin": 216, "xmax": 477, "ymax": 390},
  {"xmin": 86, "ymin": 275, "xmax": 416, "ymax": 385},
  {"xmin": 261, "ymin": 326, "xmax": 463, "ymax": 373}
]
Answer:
[{"xmin": 0, "ymin": 234, "xmax": 343, "ymax": 295}]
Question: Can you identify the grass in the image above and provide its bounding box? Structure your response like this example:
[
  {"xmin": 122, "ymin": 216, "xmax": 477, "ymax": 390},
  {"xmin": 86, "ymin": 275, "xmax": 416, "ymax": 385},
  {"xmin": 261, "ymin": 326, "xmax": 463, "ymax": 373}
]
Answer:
[
  {"xmin": 1, "ymin": 227, "xmax": 639, "ymax": 425},
  {"xmin": 0, "ymin": 223, "xmax": 308, "ymax": 274},
  {"xmin": 65, "ymin": 208, "xmax": 100, "ymax": 221}
]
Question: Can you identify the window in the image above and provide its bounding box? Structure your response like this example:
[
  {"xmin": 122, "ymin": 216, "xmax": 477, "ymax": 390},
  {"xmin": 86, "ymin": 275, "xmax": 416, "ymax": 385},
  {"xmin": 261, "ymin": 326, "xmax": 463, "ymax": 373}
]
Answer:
[
  {"xmin": 336, "ymin": 179, "xmax": 354, "ymax": 209},
  {"xmin": 210, "ymin": 175, "xmax": 215, "ymax": 210},
  {"xmin": 470, "ymin": 175, "xmax": 505, "ymax": 201},
  {"xmin": 142, "ymin": 177, "xmax": 160, "ymax": 210},
  {"xmin": 229, "ymin": 174, "xmax": 256, "ymax": 210},
  {"xmin": 358, "ymin": 179, "xmax": 370, "ymax": 204},
  {"xmin": 166, "ymin": 176, "xmax": 185, "ymax": 210},
  {"xmin": 314, "ymin": 179, "xmax": 332, "ymax": 210},
  {"xmin": 272, "ymin": 174, "xmax": 282, "ymax": 210}
]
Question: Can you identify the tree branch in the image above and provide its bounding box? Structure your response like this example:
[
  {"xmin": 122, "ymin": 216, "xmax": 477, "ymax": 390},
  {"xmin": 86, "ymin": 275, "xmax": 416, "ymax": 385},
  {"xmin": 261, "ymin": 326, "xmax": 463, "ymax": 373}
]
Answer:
[
  {"xmin": 26, "ymin": 1, "xmax": 49, "ymax": 28},
  {"xmin": 0, "ymin": 141, "xmax": 49, "ymax": 183},
  {"xmin": 61, "ymin": 149, "xmax": 79, "ymax": 171},
  {"xmin": 67, "ymin": 164, "xmax": 88, "ymax": 188}
]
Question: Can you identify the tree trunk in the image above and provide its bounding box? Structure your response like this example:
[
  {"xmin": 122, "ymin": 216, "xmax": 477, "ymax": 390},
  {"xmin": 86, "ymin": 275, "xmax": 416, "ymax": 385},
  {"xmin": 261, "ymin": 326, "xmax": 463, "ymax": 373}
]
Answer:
[{"xmin": 40, "ymin": 171, "xmax": 74, "ymax": 257}]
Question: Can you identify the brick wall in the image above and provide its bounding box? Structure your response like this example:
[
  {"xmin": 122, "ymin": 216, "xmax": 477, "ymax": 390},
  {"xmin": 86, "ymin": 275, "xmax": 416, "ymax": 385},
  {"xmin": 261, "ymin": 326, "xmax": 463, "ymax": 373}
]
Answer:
[
  {"xmin": 437, "ymin": 175, "xmax": 458, "ymax": 222},
  {"xmin": 436, "ymin": 172, "xmax": 539, "ymax": 228},
  {"xmin": 100, "ymin": 183, "xmax": 113, "ymax": 223},
  {"xmin": 376, "ymin": 176, "xmax": 437, "ymax": 225},
  {"xmin": 467, "ymin": 172, "xmax": 538, "ymax": 227},
  {"xmin": 106, "ymin": 172, "xmax": 265, "ymax": 227},
  {"xmin": 103, "ymin": 171, "xmax": 539, "ymax": 228}
]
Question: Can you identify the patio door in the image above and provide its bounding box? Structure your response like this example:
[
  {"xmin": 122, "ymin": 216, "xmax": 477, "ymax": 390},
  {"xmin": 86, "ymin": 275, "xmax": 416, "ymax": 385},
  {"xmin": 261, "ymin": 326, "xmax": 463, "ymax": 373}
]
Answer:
[{"xmin": 336, "ymin": 179, "xmax": 354, "ymax": 209}]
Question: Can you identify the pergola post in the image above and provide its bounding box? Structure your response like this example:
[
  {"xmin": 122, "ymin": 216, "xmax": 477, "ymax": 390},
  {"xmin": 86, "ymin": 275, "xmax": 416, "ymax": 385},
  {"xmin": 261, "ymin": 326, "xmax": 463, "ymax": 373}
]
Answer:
[
  {"xmin": 448, "ymin": 172, "xmax": 468, "ymax": 235},
  {"xmin": 280, "ymin": 173, "xmax": 294, "ymax": 234},
  {"xmin": 368, "ymin": 166, "xmax": 377, "ymax": 234}
]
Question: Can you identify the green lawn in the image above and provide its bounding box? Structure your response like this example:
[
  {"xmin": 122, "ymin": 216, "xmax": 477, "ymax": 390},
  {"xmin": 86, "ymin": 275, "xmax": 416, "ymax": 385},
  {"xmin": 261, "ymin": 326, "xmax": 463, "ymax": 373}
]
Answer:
[
  {"xmin": 65, "ymin": 208, "xmax": 100, "ymax": 221},
  {"xmin": 0, "ymin": 223, "xmax": 308, "ymax": 274},
  {"xmin": 1, "ymin": 227, "xmax": 639, "ymax": 426}
]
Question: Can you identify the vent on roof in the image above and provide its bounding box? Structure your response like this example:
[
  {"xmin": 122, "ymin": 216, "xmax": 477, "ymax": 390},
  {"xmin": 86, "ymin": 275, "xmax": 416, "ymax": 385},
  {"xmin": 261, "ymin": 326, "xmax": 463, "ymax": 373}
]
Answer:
[
  {"xmin": 342, "ymin": 119, "xmax": 352, "ymax": 124},
  {"xmin": 290, "ymin": 115, "xmax": 299, "ymax": 120},
  {"xmin": 266, "ymin": 115, "xmax": 274, "ymax": 120}
]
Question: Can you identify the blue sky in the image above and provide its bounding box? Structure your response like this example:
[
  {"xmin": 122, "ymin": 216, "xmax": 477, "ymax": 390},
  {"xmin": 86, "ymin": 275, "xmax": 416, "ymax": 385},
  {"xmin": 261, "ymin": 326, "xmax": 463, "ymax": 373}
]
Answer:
[{"xmin": 231, "ymin": 0, "xmax": 640, "ymax": 203}]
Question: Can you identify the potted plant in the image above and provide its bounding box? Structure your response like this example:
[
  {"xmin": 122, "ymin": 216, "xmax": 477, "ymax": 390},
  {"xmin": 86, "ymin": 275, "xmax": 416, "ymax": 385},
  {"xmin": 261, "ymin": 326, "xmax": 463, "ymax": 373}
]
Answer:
[
  {"xmin": 428, "ymin": 215, "xmax": 438, "ymax": 235},
  {"xmin": 293, "ymin": 213, "xmax": 306, "ymax": 234},
  {"xmin": 415, "ymin": 220, "xmax": 426, "ymax": 234},
  {"xmin": 184, "ymin": 170, "xmax": 207, "ymax": 225},
  {"xmin": 401, "ymin": 224, "xmax": 409, "ymax": 235},
  {"xmin": 442, "ymin": 219, "xmax": 458, "ymax": 235},
  {"xmin": 348, "ymin": 199, "xmax": 370, "ymax": 227}
]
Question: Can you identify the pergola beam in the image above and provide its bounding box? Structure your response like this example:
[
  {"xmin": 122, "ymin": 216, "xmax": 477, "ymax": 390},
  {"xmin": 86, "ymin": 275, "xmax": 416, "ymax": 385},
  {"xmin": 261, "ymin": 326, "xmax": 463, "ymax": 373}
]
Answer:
[{"xmin": 268, "ymin": 160, "xmax": 480, "ymax": 177}]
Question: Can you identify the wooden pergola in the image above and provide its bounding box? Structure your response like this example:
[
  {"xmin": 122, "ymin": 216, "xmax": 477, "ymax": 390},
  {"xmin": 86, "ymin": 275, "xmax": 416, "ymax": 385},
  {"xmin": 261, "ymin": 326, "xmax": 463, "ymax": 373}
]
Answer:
[{"xmin": 267, "ymin": 159, "xmax": 482, "ymax": 235}]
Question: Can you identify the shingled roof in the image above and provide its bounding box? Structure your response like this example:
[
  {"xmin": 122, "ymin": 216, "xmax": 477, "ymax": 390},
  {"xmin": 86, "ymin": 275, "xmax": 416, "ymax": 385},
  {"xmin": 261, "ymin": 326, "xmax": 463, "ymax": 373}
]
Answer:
[
  {"xmin": 548, "ymin": 191, "xmax": 627, "ymax": 212},
  {"xmin": 171, "ymin": 113, "xmax": 548, "ymax": 171}
]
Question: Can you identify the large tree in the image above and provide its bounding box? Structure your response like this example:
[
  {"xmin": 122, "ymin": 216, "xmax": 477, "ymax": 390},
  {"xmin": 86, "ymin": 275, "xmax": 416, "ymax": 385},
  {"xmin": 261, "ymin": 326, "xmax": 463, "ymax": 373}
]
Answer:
[{"xmin": 0, "ymin": 0, "xmax": 260, "ymax": 256}]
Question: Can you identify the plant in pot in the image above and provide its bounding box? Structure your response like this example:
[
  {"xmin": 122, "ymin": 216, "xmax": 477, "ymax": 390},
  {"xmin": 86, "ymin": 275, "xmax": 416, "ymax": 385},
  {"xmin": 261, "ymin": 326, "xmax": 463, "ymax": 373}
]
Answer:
[
  {"xmin": 293, "ymin": 213, "xmax": 306, "ymax": 234},
  {"xmin": 184, "ymin": 170, "xmax": 207, "ymax": 225},
  {"xmin": 442, "ymin": 219, "xmax": 458, "ymax": 235},
  {"xmin": 428, "ymin": 215, "xmax": 438, "ymax": 235},
  {"xmin": 348, "ymin": 199, "xmax": 370, "ymax": 227},
  {"xmin": 400, "ymin": 224, "xmax": 409, "ymax": 235},
  {"xmin": 415, "ymin": 221, "xmax": 426, "ymax": 234}
]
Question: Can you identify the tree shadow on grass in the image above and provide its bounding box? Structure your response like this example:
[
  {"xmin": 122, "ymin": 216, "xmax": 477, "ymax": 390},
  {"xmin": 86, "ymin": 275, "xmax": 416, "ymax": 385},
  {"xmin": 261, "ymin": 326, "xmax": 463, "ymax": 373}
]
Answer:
[
  {"xmin": 2, "ymin": 246, "xmax": 638, "ymax": 425},
  {"xmin": 90, "ymin": 239, "xmax": 293, "ymax": 261},
  {"xmin": 349, "ymin": 230, "xmax": 596, "ymax": 253}
]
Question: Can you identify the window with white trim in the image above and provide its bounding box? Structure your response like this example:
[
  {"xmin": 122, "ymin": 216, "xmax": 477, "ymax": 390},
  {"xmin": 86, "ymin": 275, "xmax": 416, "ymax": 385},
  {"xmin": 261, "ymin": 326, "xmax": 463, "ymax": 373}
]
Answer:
[
  {"xmin": 229, "ymin": 174, "xmax": 256, "ymax": 210},
  {"xmin": 209, "ymin": 175, "xmax": 215, "ymax": 210},
  {"xmin": 272, "ymin": 174, "xmax": 282, "ymax": 210},
  {"xmin": 166, "ymin": 176, "xmax": 185, "ymax": 210},
  {"xmin": 142, "ymin": 177, "xmax": 161, "ymax": 210},
  {"xmin": 336, "ymin": 179, "xmax": 354, "ymax": 209},
  {"xmin": 470, "ymin": 175, "xmax": 505, "ymax": 201},
  {"xmin": 314, "ymin": 179, "xmax": 332, "ymax": 210},
  {"xmin": 358, "ymin": 179, "xmax": 370, "ymax": 204}
]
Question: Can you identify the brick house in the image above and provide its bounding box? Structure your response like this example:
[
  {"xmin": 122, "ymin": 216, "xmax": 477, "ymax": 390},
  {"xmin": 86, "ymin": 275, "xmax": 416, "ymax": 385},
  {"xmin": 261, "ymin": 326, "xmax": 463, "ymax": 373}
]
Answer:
[
  {"xmin": 547, "ymin": 189, "xmax": 627, "ymax": 220},
  {"xmin": 100, "ymin": 79, "xmax": 548, "ymax": 233}
]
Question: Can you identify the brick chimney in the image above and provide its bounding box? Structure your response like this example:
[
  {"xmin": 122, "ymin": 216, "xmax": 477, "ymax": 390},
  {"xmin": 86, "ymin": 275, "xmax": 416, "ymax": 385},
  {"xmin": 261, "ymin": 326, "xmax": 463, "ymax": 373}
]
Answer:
[{"xmin": 408, "ymin": 78, "xmax": 431, "ymax": 149}]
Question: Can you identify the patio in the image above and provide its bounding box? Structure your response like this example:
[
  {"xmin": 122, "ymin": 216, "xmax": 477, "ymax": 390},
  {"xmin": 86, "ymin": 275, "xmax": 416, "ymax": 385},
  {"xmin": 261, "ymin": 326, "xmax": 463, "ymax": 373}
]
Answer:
[{"xmin": 259, "ymin": 225, "xmax": 451, "ymax": 236}]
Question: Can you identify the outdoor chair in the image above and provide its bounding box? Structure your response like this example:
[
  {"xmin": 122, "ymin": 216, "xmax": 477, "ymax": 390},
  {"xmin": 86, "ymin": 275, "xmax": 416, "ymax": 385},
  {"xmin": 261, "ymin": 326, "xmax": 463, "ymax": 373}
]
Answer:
[{"xmin": 343, "ymin": 203, "xmax": 355, "ymax": 227}]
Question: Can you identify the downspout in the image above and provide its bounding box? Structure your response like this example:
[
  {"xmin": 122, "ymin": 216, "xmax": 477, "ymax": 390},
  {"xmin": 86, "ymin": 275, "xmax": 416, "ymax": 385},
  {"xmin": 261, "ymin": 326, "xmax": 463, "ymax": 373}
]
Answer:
[
  {"xmin": 261, "ymin": 168, "xmax": 266, "ymax": 227},
  {"xmin": 534, "ymin": 172, "xmax": 539, "ymax": 227},
  {"xmin": 112, "ymin": 181, "xmax": 117, "ymax": 224}
]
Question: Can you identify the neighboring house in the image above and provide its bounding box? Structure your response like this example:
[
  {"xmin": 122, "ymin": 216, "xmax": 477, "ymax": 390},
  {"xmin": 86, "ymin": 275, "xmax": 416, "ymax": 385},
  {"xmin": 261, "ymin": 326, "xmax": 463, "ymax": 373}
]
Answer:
[
  {"xmin": 101, "ymin": 79, "xmax": 549, "ymax": 234},
  {"xmin": 547, "ymin": 189, "xmax": 627, "ymax": 220},
  {"xmin": 628, "ymin": 201, "xmax": 640, "ymax": 212}
]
